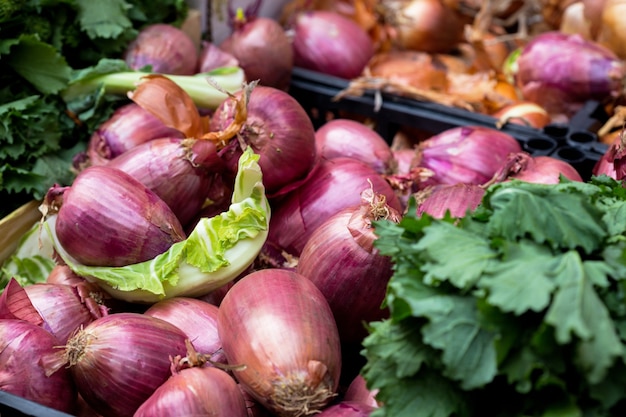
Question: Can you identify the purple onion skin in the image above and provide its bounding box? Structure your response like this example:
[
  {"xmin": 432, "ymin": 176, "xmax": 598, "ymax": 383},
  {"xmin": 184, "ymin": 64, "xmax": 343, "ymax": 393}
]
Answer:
[
  {"xmin": 23, "ymin": 282, "xmax": 108, "ymax": 344},
  {"xmin": 144, "ymin": 297, "xmax": 226, "ymax": 364},
  {"xmin": 515, "ymin": 31, "xmax": 626, "ymax": 117},
  {"xmin": 86, "ymin": 103, "xmax": 184, "ymax": 167},
  {"xmin": 212, "ymin": 85, "xmax": 317, "ymax": 196},
  {"xmin": 49, "ymin": 165, "xmax": 186, "ymax": 267},
  {"xmin": 417, "ymin": 183, "xmax": 486, "ymax": 219},
  {"xmin": 220, "ymin": 17, "xmax": 294, "ymax": 91},
  {"xmin": 67, "ymin": 313, "xmax": 189, "ymax": 417},
  {"xmin": 199, "ymin": 40, "xmax": 240, "ymax": 73},
  {"xmin": 317, "ymin": 401, "xmax": 376, "ymax": 417},
  {"xmin": 134, "ymin": 366, "xmax": 248, "ymax": 417},
  {"xmin": 107, "ymin": 137, "xmax": 224, "ymax": 227},
  {"xmin": 124, "ymin": 23, "xmax": 198, "ymax": 75},
  {"xmin": 292, "ymin": 10, "xmax": 374, "ymax": 79},
  {"xmin": 415, "ymin": 126, "xmax": 522, "ymax": 188},
  {"xmin": 297, "ymin": 207, "xmax": 394, "ymax": 343},
  {"xmin": 0, "ymin": 319, "xmax": 77, "ymax": 413},
  {"xmin": 266, "ymin": 157, "xmax": 403, "ymax": 258},
  {"xmin": 344, "ymin": 375, "xmax": 379, "ymax": 409},
  {"xmin": 315, "ymin": 119, "xmax": 395, "ymax": 174}
]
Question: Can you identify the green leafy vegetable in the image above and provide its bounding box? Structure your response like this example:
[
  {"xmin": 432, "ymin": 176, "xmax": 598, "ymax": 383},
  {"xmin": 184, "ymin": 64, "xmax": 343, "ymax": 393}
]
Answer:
[{"xmin": 363, "ymin": 177, "xmax": 626, "ymax": 417}]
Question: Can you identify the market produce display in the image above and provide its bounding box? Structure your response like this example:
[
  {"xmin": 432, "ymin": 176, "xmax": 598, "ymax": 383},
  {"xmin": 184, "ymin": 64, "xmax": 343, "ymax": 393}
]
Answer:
[{"xmin": 4, "ymin": 1, "xmax": 626, "ymax": 416}]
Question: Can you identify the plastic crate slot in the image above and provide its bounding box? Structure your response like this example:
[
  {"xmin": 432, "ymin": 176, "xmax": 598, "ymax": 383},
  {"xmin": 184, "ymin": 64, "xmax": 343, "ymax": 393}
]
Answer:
[{"xmin": 523, "ymin": 137, "xmax": 558, "ymax": 155}]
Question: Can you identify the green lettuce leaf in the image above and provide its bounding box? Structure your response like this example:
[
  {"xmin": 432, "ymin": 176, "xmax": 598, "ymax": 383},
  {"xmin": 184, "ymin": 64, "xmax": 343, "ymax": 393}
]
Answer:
[{"xmin": 46, "ymin": 147, "xmax": 270, "ymax": 303}]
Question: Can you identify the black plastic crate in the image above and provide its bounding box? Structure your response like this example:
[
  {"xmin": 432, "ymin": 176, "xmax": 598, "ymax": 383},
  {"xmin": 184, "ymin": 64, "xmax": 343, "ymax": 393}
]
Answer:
[
  {"xmin": 0, "ymin": 392, "xmax": 74, "ymax": 417},
  {"xmin": 288, "ymin": 67, "xmax": 608, "ymax": 181}
]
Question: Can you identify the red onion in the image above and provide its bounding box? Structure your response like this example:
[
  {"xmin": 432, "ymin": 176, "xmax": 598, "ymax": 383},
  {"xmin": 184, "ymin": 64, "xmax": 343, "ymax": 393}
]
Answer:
[
  {"xmin": 43, "ymin": 165, "xmax": 186, "ymax": 267},
  {"xmin": 22, "ymin": 281, "xmax": 109, "ymax": 344},
  {"xmin": 123, "ymin": 23, "xmax": 198, "ymax": 75},
  {"xmin": 144, "ymin": 297, "xmax": 225, "ymax": 365},
  {"xmin": 52, "ymin": 312, "xmax": 189, "ymax": 417},
  {"xmin": 343, "ymin": 375, "xmax": 379, "ymax": 409},
  {"xmin": 315, "ymin": 119, "xmax": 395, "ymax": 174},
  {"xmin": 297, "ymin": 188, "xmax": 401, "ymax": 343},
  {"xmin": 416, "ymin": 183, "xmax": 486, "ymax": 219},
  {"xmin": 198, "ymin": 40, "xmax": 240, "ymax": 73},
  {"xmin": 107, "ymin": 137, "xmax": 225, "ymax": 227},
  {"xmin": 265, "ymin": 157, "xmax": 403, "ymax": 259},
  {"xmin": 291, "ymin": 10, "xmax": 374, "ymax": 79},
  {"xmin": 84, "ymin": 103, "xmax": 184, "ymax": 168},
  {"xmin": 392, "ymin": 147, "xmax": 418, "ymax": 175},
  {"xmin": 491, "ymin": 152, "xmax": 583, "ymax": 184},
  {"xmin": 0, "ymin": 319, "xmax": 76, "ymax": 413},
  {"xmin": 217, "ymin": 268, "xmax": 342, "ymax": 417},
  {"xmin": 220, "ymin": 5, "xmax": 293, "ymax": 90},
  {"xmin": 593, "ymin": 131, "xmax": 626, "ymax": 179},
  {"xmin": 134, "ymin": 366, "xmax": 248, "ymax": 416},
  {"xmin": 413, "ymin": 126, "xmax": 523, "ymax": 188},
  {"xmin": 317, "ymin": 401, "xmax": 376, "ymax": 416},
  {"xmin": 514, "ymin": 31, "xmax": 626, "ymax": 118},
  {"xmin": 211, "ymin": 85, "xmax": 317, "ymax": 196},
  {"xmin": 46, "ymin": 264, "xmax": 88, "ymax": 286}
]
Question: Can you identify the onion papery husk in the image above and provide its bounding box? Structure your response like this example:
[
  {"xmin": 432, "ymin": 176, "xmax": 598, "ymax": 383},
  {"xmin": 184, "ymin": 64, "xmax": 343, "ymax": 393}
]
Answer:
[
  {"xmin": 42, "ymin": 165, "xmax": 187, "ymax": 267},
  {"xmin": 343, "ymin": 374, "xmax": 380, "ymax": 409},
  {"xmin": 412, "ymin": 125, "xmax": 523, "ymax": 188},
  {"xmin": 265, "ymin": 156, "xmax": 403, "ymax": 260},
  {"xmin": 297, "ymin": 188, "xmax": 402, "ymax": 343},
  {"xmin": 107, "ymin": 137, "xmax": 225, "ymax": 228},
  {"xmin": 217, "ymin": 268, "xmax": 342, "ymax": 417},
  {"xmin": 48, "ymin": 312, "xmax": 189, "ymax": 417},
  {"xmin": 45, "ymin": 148, "xmax": 270, "ymax": 303},
  {"xmin": 0, "ymin": 318, "xmax": 77, "ymax": 414},
  {"xmin": 489, "ymin": 152, "xmax": 583, "ymax": 184},
  {"xmin": 211, "ymin": 84, "xmax": 318, "ymax": 197},
  {"xmin": 317, "ymin": 401, "xmax": 377, "ymax": 416},
  {"xmin": 415, "ymin": 183, "xmax": 486, "ymax": 219}
]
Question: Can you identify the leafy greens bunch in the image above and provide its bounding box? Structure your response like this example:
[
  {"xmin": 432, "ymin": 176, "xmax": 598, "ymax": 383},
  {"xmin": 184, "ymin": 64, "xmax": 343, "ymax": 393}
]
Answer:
[
  {"xmin": 0, "ymin": 0, "xmax": 188, "ymax": 217},
  {"xmin": 363, "ymin": 176, "xmax": 626, "ymax": 417}
]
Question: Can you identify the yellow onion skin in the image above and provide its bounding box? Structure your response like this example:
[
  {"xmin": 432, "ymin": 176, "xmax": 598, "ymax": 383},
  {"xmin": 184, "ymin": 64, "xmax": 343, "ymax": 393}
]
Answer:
[
  {"xmin": 123, "ymin": 23, "xmax": 198, "ymax": 75},
  {"xmin": 217, "ymin": 269, "xmax": 342, "ymax": 417},
  {"xmin": 296, "ymin": 200, "xmax": 399, "ymax": 343},
  {"xmin": 134, "ymin": 367, "xmax": 248, "ymax": 417},
  {"xmin": 46, "ymin": 165, "xmax": 186, "ymax": 267},
  {"xmin": 64, "ymin": 313, "xmax": 189, "ymax": 417},
  {"xmin": 0, "ymin": 319, "xmax": 77, "ymax": 414}
]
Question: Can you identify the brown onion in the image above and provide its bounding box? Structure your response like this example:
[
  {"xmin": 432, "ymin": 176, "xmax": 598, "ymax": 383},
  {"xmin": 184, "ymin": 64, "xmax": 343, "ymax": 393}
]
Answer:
[
  {"xmin": 134, "ymin": 366, "xmax": 248, "ymax": 417},
  {"xmin": 144, "ymin": 297, "xmax": 225, "ymax": 365},
  {"xmin": 53, "ymin": 312, "xmax": 189, "ymax": 417},
  {"xmin": 413, "ymin": 126, "xmax": 523, "ymax": 188},
  {"xmin": 383, "ymin": 0, "xmax": 467, "ymax": 53},
  {"xmin": 217, "ymin": 268, "xmax": 342, "ymax": 417},
  {"xmin": 597, "ymin": 0, "xmax": 626, "ymax": 59},
  {"xmin": 0, "ymin": 319, "xmax": 77, "ymax": 413},
  {"xmin": 315, "ymin": 119, "xmax": 395, "ymax": 174},
  {"xmin": 492, "ymin": 101, "xmax": 552, "ymax": 129},
  {"xmin": 84, "ymin": 103, "xmax": 184, "ymax": 168},
  {"xmin": 123, "ymin": 23, "xmax": 198, "ymax": 75},
  {"xmin": 220, "ymin": 14, "xmax": 293, "ymax": 90},
  {"xmin": 43, "ymin": 165, "xmax": 186, "ymax": 267},
  {"xmin": 291, "ymin": 10, "xmax": 374, "ymax": 79},
  {"xmin": 297, "ymin": 188, "xmax": 401, "ymax": 343}
]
